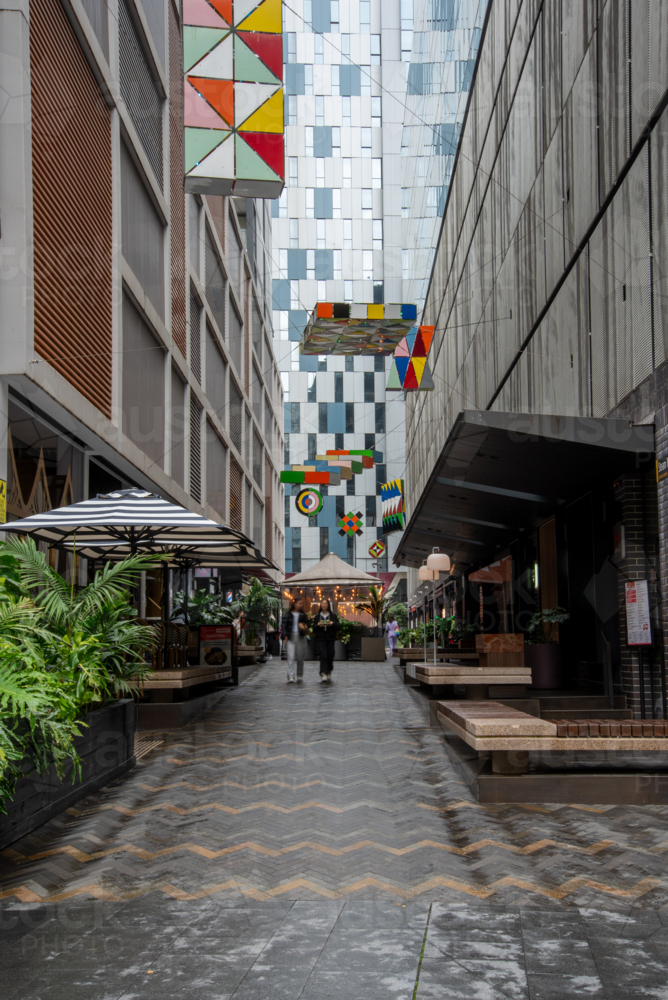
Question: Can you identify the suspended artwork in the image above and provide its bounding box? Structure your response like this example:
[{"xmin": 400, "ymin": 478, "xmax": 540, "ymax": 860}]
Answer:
[
  {"xmin": 280, "ymin": 449, "xmax": 383, "ymax": 486},
  {"xmin": 387, "ymin": 326, "xmax": 435, "ymax": 391},
  {"xmin": 301, "ymin": 303, "xmax": 418, "ymax": 356},
  {"xmin": 381, "ymin": 479, "xmax": 406, "ymax": 532},
  {"xmin": 368, "ymin": 539, "xmax": 386, "ymax": 558},
  {"xmin": 183, "ymin": 0, "xmax": 284, "ymax": 198},
  {"xmin": 295, "ymin": 488, "xmax": 323, "ymax": 516},
  {"xmin": 338, "ymin": 512, "xmax": 364, "ymax": 536}
]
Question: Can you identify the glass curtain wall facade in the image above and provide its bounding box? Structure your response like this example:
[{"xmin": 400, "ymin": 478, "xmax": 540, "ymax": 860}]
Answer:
[
  {"xmin": 272, "ymin": 0, "xmax": 407, "ymax": 575},
  {"xmin": 401, "ymin": 0, "xmax": 487, "ymax": 313}
]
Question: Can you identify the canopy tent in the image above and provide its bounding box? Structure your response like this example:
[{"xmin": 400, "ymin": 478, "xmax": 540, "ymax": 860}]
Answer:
[
  {"xmin": 284, "ymin": 551, "xmax": 379, "ymax": 588},
  {"xmin": 0, "ymin": 488, "xmax": 275, "ymax": 572}
]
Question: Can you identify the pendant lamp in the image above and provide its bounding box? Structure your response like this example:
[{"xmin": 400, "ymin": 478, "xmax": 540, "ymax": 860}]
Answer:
[{"xmin": 427, "ymin": 548, "xmax": 451, "ymax": 573}]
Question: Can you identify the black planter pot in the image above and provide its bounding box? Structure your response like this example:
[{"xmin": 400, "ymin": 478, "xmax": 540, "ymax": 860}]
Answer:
[
  {"xmin": 0, "ymin": 699, "xmax": 136, "ymax": 851},
  {"xmin": 347, "ymin": 637, "xmax": 362, "ymax": 660}
]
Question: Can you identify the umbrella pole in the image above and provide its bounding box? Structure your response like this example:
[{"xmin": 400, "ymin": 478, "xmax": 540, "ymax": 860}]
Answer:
[{"xmin": 162, "ymin": 563, "xmax": 169, "ymax": 622}]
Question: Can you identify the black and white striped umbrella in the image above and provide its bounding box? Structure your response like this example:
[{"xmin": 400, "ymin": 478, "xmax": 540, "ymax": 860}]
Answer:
[{"xmin": 0, "ymin": 488, "xmax": 273, "ymax": 570}]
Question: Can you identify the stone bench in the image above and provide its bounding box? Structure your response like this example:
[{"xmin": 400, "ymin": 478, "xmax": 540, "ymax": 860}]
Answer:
[
  {"xmin": 415, "ymin": 660, "xmax": 531, "ymax": 698},
  {"xmin": 436, "ymin": 701, "xmax": 668, "ymax": 774}
]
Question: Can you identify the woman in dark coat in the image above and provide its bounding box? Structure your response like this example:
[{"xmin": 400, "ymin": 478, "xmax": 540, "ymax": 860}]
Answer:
[
  {"xmin": 312, "ymin": 598, "xmax": 339, "ymax": 683},
  {"xmin": 280, "ymin": 598, "xmax": 310, "ymax": 683}
]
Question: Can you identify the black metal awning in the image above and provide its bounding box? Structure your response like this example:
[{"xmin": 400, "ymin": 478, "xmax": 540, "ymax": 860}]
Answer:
[{"xmin": 394, "ymin": 411, "xmax": 655, "ymax": 568}]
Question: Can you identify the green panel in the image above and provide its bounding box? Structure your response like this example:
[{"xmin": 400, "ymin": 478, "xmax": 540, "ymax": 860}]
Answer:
[
  {"xmin": 233, "ymin": 35, "xmax": 281, "ymax": 84},
  {"xmin": 280, "ymin": 471, "xmax": 305, "ymax": 483},
  {"xmin": 350, "ymin": 461, "xmax": 363, "ymax": 474},
  {"xmin": 347, "ymin": 450, "xmax": 373, "ymax": 456},
  {"xmin": 235, "ymin": 135, "xmax": 282, "ymax": 181},
  {"xmin": 184, "ymin": 128, "xmax": 227, "ymax": 172},
  {"xmin": 183, "ymin": 26, "xmax": 228, "ymax": 72}
]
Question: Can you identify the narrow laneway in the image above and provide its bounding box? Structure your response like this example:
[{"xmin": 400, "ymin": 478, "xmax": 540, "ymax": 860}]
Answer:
[{"xmin": 2, "ymin": 664, "xmax": 668, "ymax": 998}]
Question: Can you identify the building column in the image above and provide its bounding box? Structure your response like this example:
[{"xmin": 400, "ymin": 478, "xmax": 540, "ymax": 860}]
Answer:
[{"xmin": 614, "ymin": 474, "xmax": 648, "ymax": 717}]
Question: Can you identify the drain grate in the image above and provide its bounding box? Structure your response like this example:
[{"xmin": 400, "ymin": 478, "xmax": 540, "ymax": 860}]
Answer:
[{"xmin": 134, "ymin": 737, "xmax": 163, "ymax": 759}]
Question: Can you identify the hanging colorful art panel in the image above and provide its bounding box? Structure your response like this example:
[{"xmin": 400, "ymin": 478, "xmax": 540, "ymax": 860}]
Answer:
[
  {"xmin": 381, "ymin": 479, "xmax": 406, "ymax": 532},
  {"xmin": 387, "ymin": 326, "xmax": 435, "ymax": 391},
  {"xmin": 183, "ymin": 0, "xmax": 284, "ymax": 198},
  {"xmin": 295, "ymin": 488, "xmax": 323, "ymax": 516},
  {"xmin": 338, "ymin": 512, "xmax": 363, "ymax": 536},
  {"xmin": 368, "ymin": 539, "xmax": 386, "ymax": 558},
  {"xmin": 301, "ymin": 303, "xmax": 418, "ymax": 356}
]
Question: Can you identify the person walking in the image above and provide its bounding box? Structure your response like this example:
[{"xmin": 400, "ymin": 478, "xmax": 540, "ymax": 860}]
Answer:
[
  {"xmin": 281, "ymin": 598, "xmax": 309, "ymax": 683},
  {"xmin": 385, "ymin": 616, "xmax": 399, "ymax": 658},
  {"xmin": 313, "ymin": 598, "xmax": 338, "ymax": 683}
]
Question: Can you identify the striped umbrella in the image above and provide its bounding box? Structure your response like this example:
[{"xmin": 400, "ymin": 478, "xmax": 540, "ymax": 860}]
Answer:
[{"xmin": 0, "ymin": 488, "xmax": 272, "ymax": 571}]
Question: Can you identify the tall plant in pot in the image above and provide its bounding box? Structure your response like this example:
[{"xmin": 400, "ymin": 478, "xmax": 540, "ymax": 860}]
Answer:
[{"xmin": 525, "ymin": 606, "xmax": 570, "ymax": 688}]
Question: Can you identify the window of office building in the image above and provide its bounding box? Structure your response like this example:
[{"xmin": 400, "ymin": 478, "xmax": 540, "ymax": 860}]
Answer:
[
  {"xmin": 375, "ymin": 402, "xmax": 386, "ymax": 434},
  {"xmin": 365, "ymin": 495, "xmax": 377, "ymax": 526},
  {"xmin": 334, "ymin": 371, "xmax": 343, "ymax": 402},
  {"xmin": 364, "ymin": 371, "xmax": 374, "ymax": 402},
  {"xmin": 345, "ymin": 401, "xmax": 355, "ymax": 431}
]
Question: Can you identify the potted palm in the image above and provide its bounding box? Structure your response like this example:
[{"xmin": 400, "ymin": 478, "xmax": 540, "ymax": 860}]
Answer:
[
  {"xmin": 354, "ymin": 585, "xmax": 391, "ymax": 661},
  {"xmin": 229, "ymin": 577, "xmax": 283, "ymax": 663},
  {"xmin": 524, "ymin": 606, "xmax": 570, "ymax": 688}
]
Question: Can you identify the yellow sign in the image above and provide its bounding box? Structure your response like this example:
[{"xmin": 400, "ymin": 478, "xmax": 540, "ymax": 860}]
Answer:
[
  {"xmin": 657, "ymin": 457, "xmax": 668, "ymax": 483},
  {"xmin": 0, "ymin": 480, "xmax": 5, "ymax": 523}
]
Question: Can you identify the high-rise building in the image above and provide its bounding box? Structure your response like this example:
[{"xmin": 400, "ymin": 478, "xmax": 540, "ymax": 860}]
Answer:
[
  {"xmin": 272, "ymin": 0, "xmax": 408, "ymax": 581},
  {"xmin": 0, "ymin": 0, "xmax": 284, "ymax": 594}
]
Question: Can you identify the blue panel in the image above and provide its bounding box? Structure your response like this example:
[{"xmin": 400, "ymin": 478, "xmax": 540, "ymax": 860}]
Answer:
[
  {"xmin": 318, "ymin": 496, "xmax": 337, "ymax": 527},
  {"xmin": 272, "ymin": 278, "xmax": 291, "ymax": 310},
  {"xmin": 407, "ymin": 63, "xmax": 435, "ymax": 96},
  {"xmin": 329, "ymin": 530, "xmax": 348, "ymax": 561},
  {"xmin": 285, "ymin": 64, "xmax": 306, "ymax": 94},
  {"xmin": 401, "ymin": 304, "xmax": 417, "ymax": 320},
  {"xmin": 433, "ymin": 122, "xmax": 461, "ymax": 156},
  {"xmin": 314, "ymin": 249, "xmax": 333, "ymax": 279},
  {"xmin": 327, "ymin": 402, "xmax": 345, "ymax": 433},
  {"xmin": 339, "ymin": 64, "xmax": 361, "ymax": 96},
  {"xmin": 284, "ymin": 402, "xmax": 292, "ymax": 434},
  {"xmin": 314, "ymin": 188, "xmax": 333, "ymax": 218},
  {"xmin": 285, "ymin": 533, "xmax": 292, "ymax": 557},
  {"xmin": 289, "ymin": 309, "xmax": 307, "ymax": 341},
  {"xmin": 299, "ymin": 354, "xmax": 318, "ymax": 371},
  {"xmin": 312, "ymin": 0, "xmax": 331, "ymax": 32},
  {"xmin": 271, "ymin": 198, "xmax": 281, "ymax": 218},
  {"xmin": 288, "ymin": 249, "xmax": 307, "ymax": 279},
  {"xmin": 313, "ymin": 125, "xmax": 332, "ymax": 157}
]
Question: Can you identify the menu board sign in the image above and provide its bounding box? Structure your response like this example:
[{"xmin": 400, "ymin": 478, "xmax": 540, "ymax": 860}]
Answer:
[
  {"xmin": 199, "ymin": 625, "xmax": 233, "ymax": 667},
  {"xmin": 625, "ymin": 580, "xmax": 652, "ymax": 646}
]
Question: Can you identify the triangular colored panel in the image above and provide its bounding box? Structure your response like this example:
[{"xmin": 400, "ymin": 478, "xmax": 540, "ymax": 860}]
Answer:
[
  {"xmin": 189, "ymin": 32, "xmax": 233, "ymax": 77},
  {"xmin": 184, "ymin": 127, "xmax": 227, "ymax": 172},
  {"xmin": 234, "ymin": 81, "xmax": 280, "ymax": 127},
  {"xmin": 233, "ymin": 0, "xmax": 262, "ymax": 25},
  {"xmin": 183, "ymin": 0, "xmax": 228, "ymax": 28},
  {"xmin": 386, "ymin": 360, "xmax": 402, "ymax": 390},
  {"xmin": 394, "ymin": 336, "xmax": 410, "ymax": 358},
  {"xmin": 411, "ymin": 330, "xmax": 427, "ymax": 357},
  {"xmin": 420, "ymin": 326, "xmax": 434, "ymax": 353},
  {"xmin": 238, "ymin": 31, "xmax": 283, "ymax": 81},
  {"xmin": 235, "ymin": 134, "xmax": 282, "ymax": 181},
  {"xmin": 412, "ymin": 357, "xmax": 427, "ymax": 384},
  {"xmin": 419, "ymin": 364, "xmax": 435, "ymax": 390},
  {"xmin": 207, "ymin": 0, "xmax": 233, "ymax": 24},
  {"xmin": 395, "ymin": 356, "xmax": 410, "ymax": 384},
  {"xmin": 239, "ymin": 130, "xmax": 284, "ymax": 177},
  {"xmin": 237, "ymin": 88, "xmax": 283, "ymax": 133},
  {"xmin": 237, "ymin": 0, "xmax": 282, "ymax": 33},
  {"xmin": 183, "ymin": 25, "xmax": 228, "ymax": 72},
  {"xmin": 187, "ymin": 132, "xmax": 234, "ymax": 176},
  {"xmin": 233, "ymin": 34, "xmax": 281, "ymax": 84},
  {"xmin": 403, "ymin": 361, "xmax": 419, "ymax": 390},
  {"xmin": 184, "ymin": 79, "xmax": 229, "ymax": 129},
  {"xmin": 405, "ymin": 331, "xmax": 417, "ymax": 353},
  {"xmin": 188, "ymin": 76, "xmax": 234, "ymax": 126}
]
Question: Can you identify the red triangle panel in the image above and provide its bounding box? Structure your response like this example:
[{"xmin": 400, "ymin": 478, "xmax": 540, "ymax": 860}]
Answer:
[
  {"xmin": 188, "ymin": 77, "xmax": 234, "ymax": 127},
  {"xmin": 238, "ymin": 31, "xmax": 283, "ymax": 81},
  {"xmin": 411, "ymin": 331, "xmax": 427, "ymax": 357},
  {"xmin": 403, "ymin": 361, "xmax": 419, "ymax": 389},
  {"xmin": 208, "ymin": 0, "xmax": 233, "ymax": 24},
  {"xmin": 240, "ymin": 130, "xmax": 284, "ymax": 178}
]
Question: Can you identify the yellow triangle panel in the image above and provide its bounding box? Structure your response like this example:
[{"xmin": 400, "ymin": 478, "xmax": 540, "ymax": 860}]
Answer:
[
  {"xmin": 237, "ymin": 0, "xmax": 282, "ymax": 34},
  {"xmin": 238, "ymin": 88, "xmax": 283, "ymax": 133},
  {"xmin": 412, "ymin": 357, "xmax": 427, "ymax": 385}
]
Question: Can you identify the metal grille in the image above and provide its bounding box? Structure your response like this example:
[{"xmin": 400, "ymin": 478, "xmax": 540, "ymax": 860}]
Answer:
[
  {"xmin": 169, "ymin": 5, "xmax": 186, "ymax": 356},
  {"xmin": 229, "ymin": 378, "xmax": 243, "ymax": 454},
  {"xmin": 205, "ymin": 327, "xmax": 226, "ymax": 418},
  {"xmin": 119, "ymin": 0, "xmax": 163, "ymax": 187},
  {"xmin": 190, "ymin": 290, "xmax": 201, "ymax": 382},
  {"xmin": 170, "ymin": 365, "xmax": 185, "ymax": 487},
  {"xmin": 229, "ymin": 456, "xmax": 243, "ymax": 532},
  {"xmin": 265, "ymin": 458, "xmax": 273, "ymax": 560},
  {"xmin": 206, "ymin": 422, "xmax": 227, "ymax": 520},
  {"xmin": 121, "ymin": 142, "xmax": 165, "ymax": 318},
  {"xmin": 31, "ymin": 0, "xmax": 112, "ymax": 416},
  {"xmin": 81, "ymin": 0, "xmax": 109, "ymax": 58},
  {"xmin": 229, "ymin": 302, "xmax": 243, "ymax": 374},
  {"xmin": 205, "ymin": 226, "xmax": 226, "ymax": 336},
  {"xmin": 122, "ymin": 294, "xmax": 165, "ymax": 466},
  {"xmin": 189, "ymin": 396, "xmax": 202, "ymax": 503},
  {"xmin": 252, "ymin": 430, "xmax": 263, "ymax": 487},
  {"xmin": 252, "ymin": 363, "xmax": 263, "ymax": 423},
  {"xmin": 251, "ymin": 294, "xmax": 263, "ymax": 362},
  {"xmin": 228, "ymin": 209, "xmax": 243, "ymax": 290},
  {"xmin": 253, "ymin": 490, "xmax": 263, "ymax": 550}
]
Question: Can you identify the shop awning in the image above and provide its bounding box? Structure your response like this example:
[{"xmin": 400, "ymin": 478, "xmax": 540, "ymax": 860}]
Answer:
[{"xmin": 395, "ymin": 411, "xmax": 655, "ymax": 569}]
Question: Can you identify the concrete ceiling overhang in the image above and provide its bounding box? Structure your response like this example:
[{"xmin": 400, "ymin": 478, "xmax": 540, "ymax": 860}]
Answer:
[{"xmin": 394, "ymin": 411, "xmax": 655, "ymax": 569}]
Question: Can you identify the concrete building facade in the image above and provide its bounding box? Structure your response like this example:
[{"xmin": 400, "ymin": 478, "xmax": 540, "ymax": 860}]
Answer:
[
  {"xmin": 1, "ymin": 0, "xmax": 284, "ymax": 592},
  {"xmin": 272, "ymin": 0, "xmax": 407, "ymax": 581}
]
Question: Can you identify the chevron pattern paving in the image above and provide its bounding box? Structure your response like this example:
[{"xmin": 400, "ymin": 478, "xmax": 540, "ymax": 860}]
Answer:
[{"xmin": 2, "ymin": 663, "xmax": 668, "ymax": 911}]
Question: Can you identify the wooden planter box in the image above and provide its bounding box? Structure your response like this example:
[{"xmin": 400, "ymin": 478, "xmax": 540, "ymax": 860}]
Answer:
[
  {"xmin": 0, "ymin": 699, "xmax": 136, "ymax": 851},
  {"xmin": 360, "ymin": 637, "xmax": 386, "ymax": 661}
]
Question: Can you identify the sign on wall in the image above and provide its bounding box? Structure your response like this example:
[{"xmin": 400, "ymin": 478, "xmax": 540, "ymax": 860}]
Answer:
[
  {"xmin": 625, "ymin": 580, "xmax": 652, "ymax": 646},
  {"xmin": 200, "ymin": 624, "xmax": 233, "ymax": 666},
  {"xmin": 184, "ymin": 0, "xmax": 284, "ymax": 198}
]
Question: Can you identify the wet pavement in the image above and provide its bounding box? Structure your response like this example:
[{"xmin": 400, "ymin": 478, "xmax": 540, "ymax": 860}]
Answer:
[{"xmin": 1, "ymin": 662, "xmax": 668, "ymax": 998}]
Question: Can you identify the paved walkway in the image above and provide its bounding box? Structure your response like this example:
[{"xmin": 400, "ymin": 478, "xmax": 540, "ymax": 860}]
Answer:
[{"xmin": 2, "ymin": 662, "xmax": 668, "ymax": 998}]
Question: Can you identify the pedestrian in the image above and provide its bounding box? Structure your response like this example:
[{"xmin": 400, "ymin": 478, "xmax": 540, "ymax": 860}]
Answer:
[
  {"xmin": 280, "ymin": 597, "xmax": 309, "ymax": 683},
  {"xmin": 313, "ymin": 598, "xmax": 338, "ymax": 683},
  {"xmin": 385, "ymin": 616, "xmax": 399, "ymax": 657}
]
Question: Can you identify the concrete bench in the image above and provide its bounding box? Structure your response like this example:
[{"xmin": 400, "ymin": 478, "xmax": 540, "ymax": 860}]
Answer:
[
  {"xmin": 436, "ymin": 700, "xmax": 668, "ymax": 774},
  {"xmin": 415, "ymin": 660, "xmax": 531, "ymax": 698}
]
